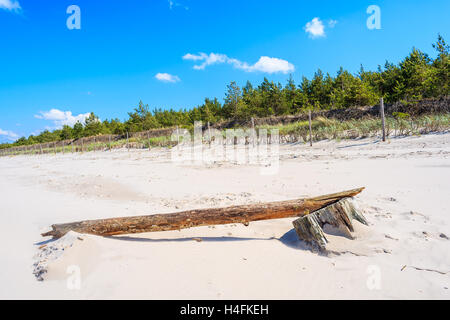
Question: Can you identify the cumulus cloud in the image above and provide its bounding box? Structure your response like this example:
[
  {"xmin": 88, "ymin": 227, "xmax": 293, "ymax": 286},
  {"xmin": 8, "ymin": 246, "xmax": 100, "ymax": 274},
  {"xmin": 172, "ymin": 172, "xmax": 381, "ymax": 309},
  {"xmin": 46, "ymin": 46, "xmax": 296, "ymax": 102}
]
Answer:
[
  {"xmin": 155, "ymin": 73, "xmax": 181, "ymax": 83},
  {"xmin": 305, "ymin": 17, "xmax": 325, "ymax": 38},
  {"xmin": 35, "ymin": 109, "xmax": 91, "ymax": 128},
  {"xmin": 247, "ymin": 56, "xmax": 295, "ymax": 73},
  {"xmin": 0, "ymin": 128, "xmax": 19, "ymax": 141},
  {"xmin": 304, "ymin": 17, "xmax": 338, "ymax": 39},
  {"xmin": 0, "ymin": 0, "xmax": 21, "ymax": 12},
  {"xmin": 183, "ymin": 53, "xmax": 295, "ymax": 74}
]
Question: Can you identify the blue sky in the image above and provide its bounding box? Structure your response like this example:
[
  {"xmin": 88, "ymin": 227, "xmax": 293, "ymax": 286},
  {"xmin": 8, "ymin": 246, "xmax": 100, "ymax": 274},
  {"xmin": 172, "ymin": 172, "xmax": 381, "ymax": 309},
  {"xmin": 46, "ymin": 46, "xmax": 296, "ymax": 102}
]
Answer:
[{"xmin": 0, "ymin": 0, "xmax": 449, "ymax": 142}]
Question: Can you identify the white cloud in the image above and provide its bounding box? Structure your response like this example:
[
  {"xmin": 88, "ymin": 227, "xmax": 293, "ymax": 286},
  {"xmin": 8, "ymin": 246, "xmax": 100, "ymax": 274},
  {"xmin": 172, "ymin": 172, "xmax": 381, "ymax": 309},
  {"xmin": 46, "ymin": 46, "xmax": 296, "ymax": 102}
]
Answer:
[
  {"xmin": 328, "ymin": 19, "xmax": 338, "ymax": 28},
  {"xmin": 168, "ymin": 0, "xmax": 188, "ymax": 10},
  {"xmin": 35, "ymin": 109, "xmax": 91, "ymax": 128},
  {"xmin": 182, "ymin": 53, "xmax": 206, "ymax": 61},
  {"xmin": 183, "ymin": 53, "xmax": 229, "ymax": 70},
  {"xmin": 0, "ymin": 128, "xmax": 19, "ymax": 141},
  {"xmin": 0, "ymin": 0, "xmax": 21, "ymax": 12},
  {"xmin": 183, "ymin": 53, "xmax": 295, "ymax": 74},
  {"xmin": 246, "ymin": 56, "xmax": 295, "ymax": 73},
  {"xmin": 155, "ymin": 72, "xmax": 181, "ymax": 83},
  {"xmin": 305, "ymin": 17, "xmax": 325, "ymax": 38}
]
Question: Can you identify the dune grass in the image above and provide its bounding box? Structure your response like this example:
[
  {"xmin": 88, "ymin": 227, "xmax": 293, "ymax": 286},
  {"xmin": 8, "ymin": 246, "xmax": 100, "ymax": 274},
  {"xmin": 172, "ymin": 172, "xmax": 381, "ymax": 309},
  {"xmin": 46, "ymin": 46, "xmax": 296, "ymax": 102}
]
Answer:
[
  {"xmin": 2, "ymin": 114, "xmax": 449, "ymax": 156},
  {"xmin": 257, "ymin": 114, "xmax": 450, "ymax": 143}
]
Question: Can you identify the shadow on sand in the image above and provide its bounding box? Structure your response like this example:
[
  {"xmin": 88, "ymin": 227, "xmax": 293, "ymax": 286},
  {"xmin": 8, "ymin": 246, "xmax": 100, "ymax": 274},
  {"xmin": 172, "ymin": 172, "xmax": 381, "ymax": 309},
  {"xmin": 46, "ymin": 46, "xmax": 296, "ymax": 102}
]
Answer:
[
  {"xmin": 104, "ymin": 228, "xmax": 316, "ymax": 252},
  {"xmin": 36, "ymin": 228, "xmax": 321, "ymax": 252}
]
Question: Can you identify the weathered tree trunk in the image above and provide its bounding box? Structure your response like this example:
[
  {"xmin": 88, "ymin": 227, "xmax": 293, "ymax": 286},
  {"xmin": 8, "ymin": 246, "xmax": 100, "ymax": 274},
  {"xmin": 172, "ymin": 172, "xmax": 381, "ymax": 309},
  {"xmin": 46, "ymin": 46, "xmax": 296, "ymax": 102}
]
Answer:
[
  {"xmin": 42, "ymin": 188, "xmax": 364, "ymax": 239},
  {"xmin": 292, "ymin": 198, "xmax": 368, "ymax": 250}
]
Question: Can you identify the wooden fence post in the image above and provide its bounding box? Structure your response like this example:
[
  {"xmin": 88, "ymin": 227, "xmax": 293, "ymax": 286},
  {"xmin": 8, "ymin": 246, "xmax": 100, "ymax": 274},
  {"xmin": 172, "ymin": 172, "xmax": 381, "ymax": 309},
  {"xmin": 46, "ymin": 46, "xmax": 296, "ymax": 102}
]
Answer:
[
  {"xmin": 309, "ymin": 109, "xmax": 313, "ymax": 147},
  {"xmin": 380, "ymin": 97, "xmax": 386, "ymax": 142},
  {"xmin": 207, "ymin": 122, "xmax": 212, "ymax": 147},
  {"xmin": 251, "ymin": 117, "xmax": 256, "ymax": 147}
]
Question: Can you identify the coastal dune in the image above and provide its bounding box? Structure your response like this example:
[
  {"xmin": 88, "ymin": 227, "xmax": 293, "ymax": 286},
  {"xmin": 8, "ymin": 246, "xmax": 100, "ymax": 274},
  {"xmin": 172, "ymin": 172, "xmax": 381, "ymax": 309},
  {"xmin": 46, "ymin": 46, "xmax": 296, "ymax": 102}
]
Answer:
[{"xmin": 0, "ymin": 133, "xmax": 449, "ymax": 299}]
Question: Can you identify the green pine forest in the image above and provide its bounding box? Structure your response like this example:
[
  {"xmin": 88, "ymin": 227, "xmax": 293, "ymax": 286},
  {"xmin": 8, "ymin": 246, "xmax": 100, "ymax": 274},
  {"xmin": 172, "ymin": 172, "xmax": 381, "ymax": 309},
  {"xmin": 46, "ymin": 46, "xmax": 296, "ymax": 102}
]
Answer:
[{"xmin": 1, "ymin": 35, "xmax": 449, "ymax": 150}]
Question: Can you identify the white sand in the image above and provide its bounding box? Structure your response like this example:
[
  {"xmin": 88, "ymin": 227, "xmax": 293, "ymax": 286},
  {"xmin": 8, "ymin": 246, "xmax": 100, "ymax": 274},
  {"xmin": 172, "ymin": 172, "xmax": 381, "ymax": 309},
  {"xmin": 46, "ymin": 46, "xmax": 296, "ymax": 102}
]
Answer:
[{"xmin": 0, "ymin": 133, "xmax": 449, "ymax": 299}]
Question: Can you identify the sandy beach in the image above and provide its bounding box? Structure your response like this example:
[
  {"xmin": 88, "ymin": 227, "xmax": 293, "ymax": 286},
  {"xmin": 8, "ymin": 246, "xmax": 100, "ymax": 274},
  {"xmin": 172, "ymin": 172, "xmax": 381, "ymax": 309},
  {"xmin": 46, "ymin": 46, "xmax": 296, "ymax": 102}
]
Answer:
[{"xmin": 0, "ymin": 133, "xmax": 449, "ymax": 299}]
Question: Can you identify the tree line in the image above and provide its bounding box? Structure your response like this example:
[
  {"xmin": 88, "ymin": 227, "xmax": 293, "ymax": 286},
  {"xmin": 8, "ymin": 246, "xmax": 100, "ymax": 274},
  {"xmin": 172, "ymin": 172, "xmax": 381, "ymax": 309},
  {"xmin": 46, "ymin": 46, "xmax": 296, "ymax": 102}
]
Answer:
[{"xmin": 1, "ymin": 35, "xmax": 449, "ymax": 149}]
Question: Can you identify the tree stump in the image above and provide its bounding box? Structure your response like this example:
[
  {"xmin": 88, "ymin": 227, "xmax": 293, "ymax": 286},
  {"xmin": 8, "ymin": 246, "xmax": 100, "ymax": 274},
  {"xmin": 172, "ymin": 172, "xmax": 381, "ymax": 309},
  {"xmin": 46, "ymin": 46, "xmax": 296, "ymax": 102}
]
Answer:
[{"xmin": 292, "ymin": 198, "xmax": 368, "ymax": 251}]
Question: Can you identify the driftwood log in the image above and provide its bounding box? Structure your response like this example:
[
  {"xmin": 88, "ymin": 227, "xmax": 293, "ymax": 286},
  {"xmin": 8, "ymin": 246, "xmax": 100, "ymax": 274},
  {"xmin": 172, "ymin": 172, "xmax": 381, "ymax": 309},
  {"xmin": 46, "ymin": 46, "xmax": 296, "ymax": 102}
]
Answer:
[
  {"xmin": 42, "ymin": 187, "xmax": 364, "ymax": 239},
  {"xmin": 293, "ymin": 198, "xmax": 368, "ymax": 250}
]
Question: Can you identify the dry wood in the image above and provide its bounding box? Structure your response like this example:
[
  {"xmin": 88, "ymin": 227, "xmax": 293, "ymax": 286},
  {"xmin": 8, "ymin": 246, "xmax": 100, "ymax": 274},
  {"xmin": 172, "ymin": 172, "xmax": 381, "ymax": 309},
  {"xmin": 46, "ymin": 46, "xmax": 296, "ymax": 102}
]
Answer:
[
  {"xmin": 380, "ymin": 97, "xmax": 386, "ymax": 142},
  {"xmin": 308, "ymin": 109, "xmax": 313, "ymax": 146},
  {"xmin": 42, "ymin": 187, "xmax": 364, "ymax": 239},
  {"xmin": 292, "ymin": 198, "xmax": 368, "ymax": 250}
]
